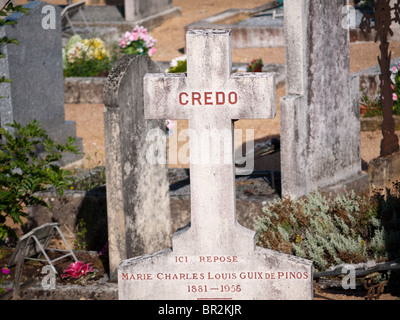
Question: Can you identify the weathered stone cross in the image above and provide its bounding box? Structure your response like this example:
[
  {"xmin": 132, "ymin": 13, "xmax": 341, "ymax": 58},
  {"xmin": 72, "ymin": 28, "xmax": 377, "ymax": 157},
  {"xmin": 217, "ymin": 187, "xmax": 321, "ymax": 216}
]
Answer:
[
  {"xmin": 144, "ymin": 29, "xmax": 276, "ymax": 255},
  {"xmin": 119, "ymin": 29, "xmax": 312, "ymax": 300}
]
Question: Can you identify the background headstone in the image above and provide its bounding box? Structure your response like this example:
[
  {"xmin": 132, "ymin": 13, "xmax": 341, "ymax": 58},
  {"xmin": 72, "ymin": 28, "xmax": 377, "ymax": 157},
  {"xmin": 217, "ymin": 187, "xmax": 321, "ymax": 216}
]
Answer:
[
  {"xmin": 118, "ymin": 29, "xmax": 313, "ymax": 300},
  {"xmin": 280, "ymin": 0, "xmax": 366, "ymax": 198},
  {"xmin": 124, "ymin": 0, "xmax": 180, "ymax": 23},
  {"xmin": 103, "ymin": 54, "xmax": 172, "ymax": 281},
  {"xmin": 0, "ymin": 1, "xmax": 83, "ymax": 166}
]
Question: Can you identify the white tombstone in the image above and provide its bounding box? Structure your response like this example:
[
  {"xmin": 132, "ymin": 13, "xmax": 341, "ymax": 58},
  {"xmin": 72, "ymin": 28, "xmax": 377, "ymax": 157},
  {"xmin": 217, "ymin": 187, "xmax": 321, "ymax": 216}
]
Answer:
[{"xmin": 118, "ymin": 29, "xmax": 313, "ymax": 300}]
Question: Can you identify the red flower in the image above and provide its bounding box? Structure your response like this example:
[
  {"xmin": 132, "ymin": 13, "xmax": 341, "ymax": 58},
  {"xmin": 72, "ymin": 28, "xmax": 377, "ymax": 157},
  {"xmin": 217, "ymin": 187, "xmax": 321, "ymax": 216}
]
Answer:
[{"xmin": 61, "ymin": 261, "xmax": 94, "ymax": 279}]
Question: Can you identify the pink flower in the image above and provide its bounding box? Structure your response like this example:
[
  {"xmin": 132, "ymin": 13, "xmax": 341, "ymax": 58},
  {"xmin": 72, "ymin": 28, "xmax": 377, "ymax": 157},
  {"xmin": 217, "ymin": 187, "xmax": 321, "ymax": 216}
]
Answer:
[
  {"xmin": 392, "ymin": 66, "xmax": 398, "ymax": 73},
  {"xmin": 166, "ymin": 119, "xmax": 175, "ymax": 130},
  {"xmin": 128, "ymin": 33, "xmax": 138, "ymax": 41},
  {"xmin": 393, "ymin": 93, "xmax": 398, "ymax": 101},
  {"xmin": 61, "ymin": 261, "xmax": 94, "ymax": 279},
  {"xmin": 1, "ymin": 267, "xmax": 10, "ymax": 275},
  {"xmin": 148, "ymin": 47, "xmax": 156, "ymax": 56},
  {"xmin": 119, "ymin": 40, "xmax": 127, "ymax": 48}
]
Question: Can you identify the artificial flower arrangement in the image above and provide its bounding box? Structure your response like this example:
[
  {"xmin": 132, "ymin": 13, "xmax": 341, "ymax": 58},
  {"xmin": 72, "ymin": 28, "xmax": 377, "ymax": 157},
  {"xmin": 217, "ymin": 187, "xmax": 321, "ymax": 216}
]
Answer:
[
  {"xmin": 63, "ymin": 35, "xmax": 112, "ymax": 77},
  {"xmin": 246, "ymin": 58, "xmax": 263, "ymax": 72},
  {"xmin": 361, "ymin": 63, "xmax": 400, "ymax": 117},
  {"xmin": 119, "ymin": 25, "xmax": 156, "ymax": 57},
  {"xmin": 61, "ymin": 261, "xmax": 95, "ymax": 282}
]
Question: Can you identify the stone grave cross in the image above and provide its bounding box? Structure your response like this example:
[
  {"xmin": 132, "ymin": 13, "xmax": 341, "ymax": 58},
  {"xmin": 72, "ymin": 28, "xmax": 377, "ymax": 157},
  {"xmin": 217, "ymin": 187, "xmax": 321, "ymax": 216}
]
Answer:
[
  {"xmin": 118, "ymin": 29, "xmax": 312, "ymax": 300},
  {"xmin": 144, "ymin": 29, "xmax": 276, "ymax": 255}
]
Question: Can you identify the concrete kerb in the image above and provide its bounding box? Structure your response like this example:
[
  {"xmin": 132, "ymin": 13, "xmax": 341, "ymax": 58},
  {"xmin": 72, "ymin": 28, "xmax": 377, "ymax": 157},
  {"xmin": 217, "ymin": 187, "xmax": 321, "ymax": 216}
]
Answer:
[
  {"xmin": 15, "ymin": 273, "xmax": 118, "ymax": 300},
  {"xmin": 63, "ymin": 5, "xmax": 181, "ymax": 37}
]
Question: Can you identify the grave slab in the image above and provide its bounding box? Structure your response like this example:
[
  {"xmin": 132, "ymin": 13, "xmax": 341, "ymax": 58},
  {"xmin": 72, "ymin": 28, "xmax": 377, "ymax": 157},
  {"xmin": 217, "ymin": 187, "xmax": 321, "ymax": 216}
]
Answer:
[{"xmin": 118, "ymin": 29, "xmax": 313, "ymax": 300}]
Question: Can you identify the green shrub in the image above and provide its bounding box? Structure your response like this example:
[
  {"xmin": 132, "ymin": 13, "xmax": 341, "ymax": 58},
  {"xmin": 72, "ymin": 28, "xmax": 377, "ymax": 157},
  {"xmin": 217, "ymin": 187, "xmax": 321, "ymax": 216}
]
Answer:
[
  {"xmin": 167, "ymin": 55, "xmax": 187, "ymax": 73},
  {"xmin": 254, "ymin": 190, "xmax": 399, "ymax": 271},
  {"xmin": 0, "ymin": 120, "xmax": 79, "ymax": 240}
]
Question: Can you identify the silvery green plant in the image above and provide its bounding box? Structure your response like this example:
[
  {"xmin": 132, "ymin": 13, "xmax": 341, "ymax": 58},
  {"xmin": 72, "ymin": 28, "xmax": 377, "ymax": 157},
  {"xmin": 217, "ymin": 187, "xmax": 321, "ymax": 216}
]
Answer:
[{"xmin": 254, "ymin": 191, "xmax": 394, "ymax": 271}]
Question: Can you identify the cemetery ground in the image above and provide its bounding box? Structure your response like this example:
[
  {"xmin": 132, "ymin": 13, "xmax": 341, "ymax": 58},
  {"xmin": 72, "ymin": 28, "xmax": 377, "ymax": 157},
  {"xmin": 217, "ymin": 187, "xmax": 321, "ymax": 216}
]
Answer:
[{"xmin": 2, "ymin": 0, "xmax": 400, "ymax": 301}]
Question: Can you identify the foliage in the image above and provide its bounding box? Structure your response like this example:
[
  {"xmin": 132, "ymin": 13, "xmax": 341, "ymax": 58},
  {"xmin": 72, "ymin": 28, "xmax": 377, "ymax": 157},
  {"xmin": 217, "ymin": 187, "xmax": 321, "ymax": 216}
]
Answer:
[
  {"xmin": 254, "ymin": 190, "xmax": 400, "ymax": 271},
  {"xmin": 119, "ymin": 25, "xmax": 156, "ymax": 57},
  {"xmin": 74, "ymin": 218, "xmax": 88, "ymax": 250},
  {"xmin": 63, "ymin": 35, "xmax": 115, "ymax": 77},
  {"xmin": 355, "ymin": 0, "xmax": 373, "ymax": 9},
  {"xmin": 0, "ymin": 2, "xmax": 30, "ymax": 89},
  {"xmin": 0, "ymin": 120, "xmax": 80, "ymax": 240},
  {"xmin": 246, "ymin": 58, "xmax": 263, "ymax": 72},
  {"xmin": 167, "ymin": 55, "xmax": 187, "ymax": 73},
  {"xmin": 69, "ymin": 166, "xmax": 106, "ymax": 191},
  {"xmin": 360, "ymin": 92, "xmax": 382, "ymax": 117}
]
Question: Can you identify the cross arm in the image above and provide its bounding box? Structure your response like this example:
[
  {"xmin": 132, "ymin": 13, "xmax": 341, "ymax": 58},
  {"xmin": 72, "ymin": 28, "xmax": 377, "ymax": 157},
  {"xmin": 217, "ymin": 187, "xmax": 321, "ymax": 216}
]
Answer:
[
  {"xmin": 227, "ymin": 72, "xmax": 276, "ymax": 119},
  {"xmin": 144, "ymin": 73, "xmax": 189, "ymax": 120},
  {"xmin": 144, "ymin": 71, "xmax": 276, "ymax": 121}
]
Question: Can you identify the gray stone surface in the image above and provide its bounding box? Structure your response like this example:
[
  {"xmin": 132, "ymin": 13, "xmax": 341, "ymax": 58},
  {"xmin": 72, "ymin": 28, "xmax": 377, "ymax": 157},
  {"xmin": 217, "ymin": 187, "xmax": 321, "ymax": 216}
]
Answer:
[
  {"xmin": 369, "ymin": 150, "xmax": 400, "ymax": 194},
  {"xmin": 390, "ymin": 0, "xmax": 400, "ymax": 42},
  {"xmin": 64, "ymin": 77, "xmax": 106, "ymax": 104},
  {"xmin": 20, "ymin": 278, "xmax": 118, "ymax": 300},
  {"xmin": 118, "ymin": 29, "xmax": 313, "ymax": 300},
  {"xmin": 124, "ymin": 0, "xmax": 180, "ymax": 23},
  {"xmin": 280, "ymin": 0, "xmax": 363, "ymax": 198},
  {"xmin": 0, "ymin": 1, "xmax": 82, "ymax": 166},
  {"xmin": 103, "ymin": 55, "xmax": 172, "ymax": 281},
  {"xmin": 185, "ymin": 6, "xmax": 285, "ymax": 48}
]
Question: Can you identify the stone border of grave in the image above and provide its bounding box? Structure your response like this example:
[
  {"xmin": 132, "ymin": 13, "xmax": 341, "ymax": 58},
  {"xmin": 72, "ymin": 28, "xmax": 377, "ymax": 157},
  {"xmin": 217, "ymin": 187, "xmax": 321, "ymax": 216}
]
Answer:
[
  {"xmin": 64, "ymin": 77, "xmax": 106, "ymax": 104},
  {"xmin": 184, "ymin": 5, "xmax": 285, "ymax": 48},
  {"xmin": 11, "ymin": 274, "xmax": 118, "ymax": 300},
  {"xmin": 63, "ymin": 4, "xmax": 181, "ymax": 35},
  {"xmin": 361, "ymin": 115, "xmax": 400, "ymax": 131},
  {"xmin": 184, "ymin": 4, "xmax": 376, "ymax": 49}
]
